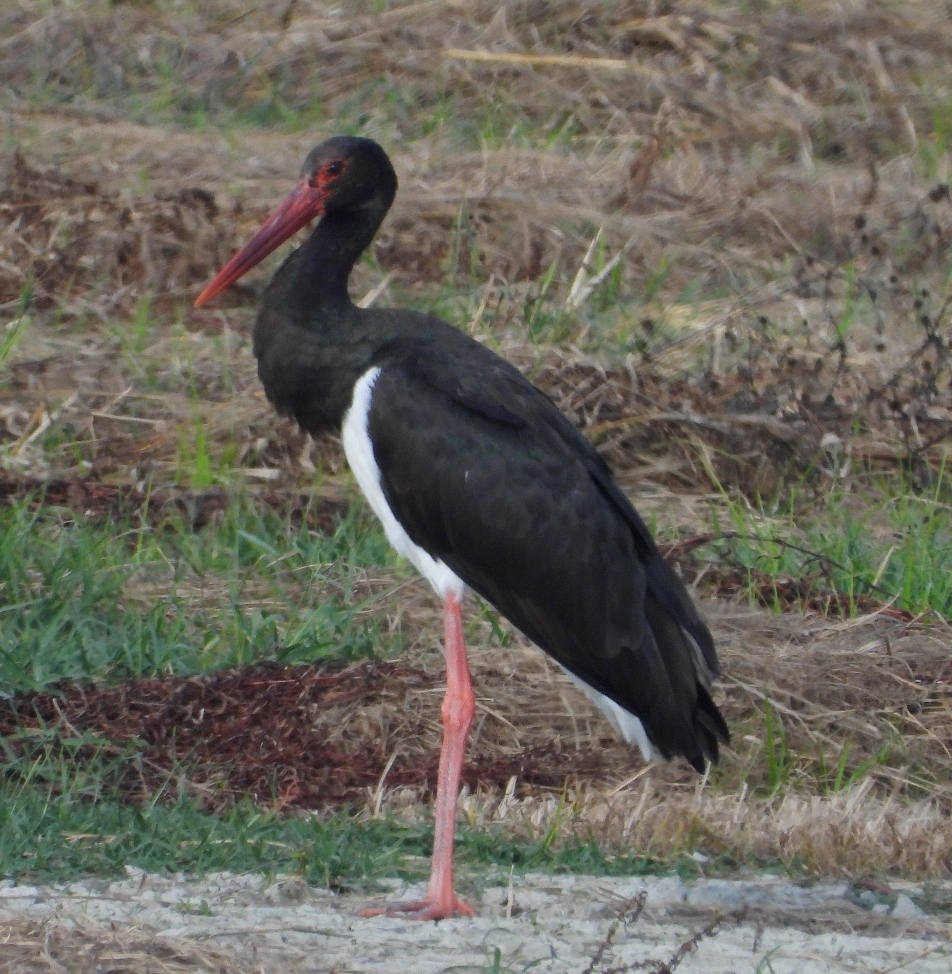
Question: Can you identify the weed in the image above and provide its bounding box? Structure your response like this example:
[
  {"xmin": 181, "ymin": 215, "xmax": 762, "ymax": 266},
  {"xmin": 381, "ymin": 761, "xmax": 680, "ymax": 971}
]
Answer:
[
  {"xmin": 755, "ymin": 948, "xmax": 782, "ymax": 974},
  {"xmin": 703, "ymin": 469, "xmax": 952, "ymax": 618},
  {"xmin": 0, "ymin": 314, "xmax": 29, "ymax": 370},
  {"xmin": 763, "ymin": 698, "xmax": 790, "ymax": 794}
]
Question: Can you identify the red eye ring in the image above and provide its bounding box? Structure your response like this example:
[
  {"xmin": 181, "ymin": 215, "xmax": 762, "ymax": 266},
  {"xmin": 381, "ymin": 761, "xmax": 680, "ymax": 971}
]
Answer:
[{"xmin": 310, "ymin": 159, "xmax": 345, "ymax": 189}]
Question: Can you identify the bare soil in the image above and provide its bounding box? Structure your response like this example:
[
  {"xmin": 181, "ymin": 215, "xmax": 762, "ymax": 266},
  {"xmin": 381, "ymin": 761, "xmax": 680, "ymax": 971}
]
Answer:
[{"xmin": 1, "ymin": 870, "xmax": 950, "ymax": 974}]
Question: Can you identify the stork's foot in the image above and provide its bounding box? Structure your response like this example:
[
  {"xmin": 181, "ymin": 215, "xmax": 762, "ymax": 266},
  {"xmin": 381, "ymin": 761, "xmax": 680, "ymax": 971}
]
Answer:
[{"xmin": 360, "ymin": 894, "xmax": 475, "ymax": 921}]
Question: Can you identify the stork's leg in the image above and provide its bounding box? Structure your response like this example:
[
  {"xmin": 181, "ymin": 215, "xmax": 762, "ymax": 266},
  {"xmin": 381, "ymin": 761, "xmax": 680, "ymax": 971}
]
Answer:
[{"xmin": 361, "ymin": 592, "xmax": 476, "ymax": 920}]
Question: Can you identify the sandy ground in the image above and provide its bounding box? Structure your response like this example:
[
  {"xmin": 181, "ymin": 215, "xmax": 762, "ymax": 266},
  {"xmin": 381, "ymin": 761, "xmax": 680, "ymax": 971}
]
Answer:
[{"xmin": 1, "ymin": 869, "xmax": 950, "ymax": 973}]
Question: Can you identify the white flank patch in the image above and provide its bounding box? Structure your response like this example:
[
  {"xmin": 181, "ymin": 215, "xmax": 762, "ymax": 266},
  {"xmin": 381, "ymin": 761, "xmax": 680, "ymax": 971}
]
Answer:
[
  {"xmin": 558, "ymin": 664, "xmax": 656, "ymax": 763},
  {"xmin": 342, "ymin": 367, "xmax": 465, "ymax": 600}
]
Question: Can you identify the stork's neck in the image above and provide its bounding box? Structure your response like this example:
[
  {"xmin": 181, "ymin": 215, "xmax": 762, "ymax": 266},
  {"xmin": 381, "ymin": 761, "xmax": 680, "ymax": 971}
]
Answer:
[
  {"xmin": 252, "ymin": 186, "xmax": 396, "ymax": 434},
  {"xmin": 291, "ymin": 197, "xmax": 392, "ymax": 319}
]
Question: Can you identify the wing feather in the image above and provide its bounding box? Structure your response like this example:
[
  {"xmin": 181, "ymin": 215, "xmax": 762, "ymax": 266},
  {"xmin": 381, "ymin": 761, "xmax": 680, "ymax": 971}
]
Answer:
[{"xmin": 365, "ymin": 337, "xmax": 727, "ymax": 766}]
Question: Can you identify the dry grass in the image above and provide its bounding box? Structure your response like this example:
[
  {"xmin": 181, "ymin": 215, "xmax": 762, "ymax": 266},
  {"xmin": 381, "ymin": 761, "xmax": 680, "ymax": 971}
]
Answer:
[
  {"xmin": 2, "ymin": 1, "xmax": 951, "ymax": 498},
  {"xmin": 372, "ymin": 599, "xmax": 952, "ymax": 878},
  {"xmin": 2, "ymin": 0, "xmax": 951, "ymax": 318},
  {"xmin": 455, "ymin": 778, "xmax": 952, "ymax": 882},
  {"xmin": 350, "ymin": 599, "xmax": 952, "ymax": 879},
  {"xmin": 0, "ymin": 918, "xmax": 261, "ymax": 974}
]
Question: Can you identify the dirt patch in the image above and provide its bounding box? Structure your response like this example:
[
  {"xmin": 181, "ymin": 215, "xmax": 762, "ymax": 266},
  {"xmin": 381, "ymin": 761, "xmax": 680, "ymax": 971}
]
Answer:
[
  {"xmin": 0, "ymin": 658, "xmax": 617, "ymax": 809},
  {"xmin": 0, "ymin": 470, "xmax": 353, "ymax": 534},
  {"xmin": 0, "ymin": 871, "xmax": 949, "ymax": 974}
]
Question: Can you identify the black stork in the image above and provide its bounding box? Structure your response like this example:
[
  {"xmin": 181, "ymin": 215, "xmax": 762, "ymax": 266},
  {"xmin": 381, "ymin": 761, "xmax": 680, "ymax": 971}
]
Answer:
[{"xmin": 195, "ymin": 136, "xmax": 728, "ymax": 921}]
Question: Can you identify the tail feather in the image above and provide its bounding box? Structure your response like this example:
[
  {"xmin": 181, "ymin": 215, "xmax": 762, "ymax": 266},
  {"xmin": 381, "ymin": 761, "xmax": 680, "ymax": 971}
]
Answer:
[
  {"xmin": 644, "ymin": 553, "xmax": 719, "ymax": 676},
  {"xmin": 642, "ymin": 572, "xmax": 729, "ymax": 772},
  {"xmin": 694, "ymin": 683, "xmax": 731, "ymax": 767}
]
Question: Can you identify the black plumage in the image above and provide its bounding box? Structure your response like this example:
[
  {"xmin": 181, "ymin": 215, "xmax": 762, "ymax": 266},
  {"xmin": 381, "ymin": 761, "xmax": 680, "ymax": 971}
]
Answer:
[
  {"xmin": 196, "ymin": 135, "xmax": 728, "ymax": 919},
  {"xmin": 364, "ymin": 334, "xmax": 726, "ymax": 769}
]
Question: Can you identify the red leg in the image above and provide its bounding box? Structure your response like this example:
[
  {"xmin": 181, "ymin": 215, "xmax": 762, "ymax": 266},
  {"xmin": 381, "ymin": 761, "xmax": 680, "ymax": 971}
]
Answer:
[{"xmin": 361, "ymin": 592, "xmax": 476, "ymax": 920}]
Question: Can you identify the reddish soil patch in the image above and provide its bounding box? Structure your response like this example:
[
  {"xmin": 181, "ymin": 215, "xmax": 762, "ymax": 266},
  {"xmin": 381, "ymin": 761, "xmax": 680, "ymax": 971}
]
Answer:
[{"xmin": 0, "ymin": 661, "xmax": 616, "ymax": 810}]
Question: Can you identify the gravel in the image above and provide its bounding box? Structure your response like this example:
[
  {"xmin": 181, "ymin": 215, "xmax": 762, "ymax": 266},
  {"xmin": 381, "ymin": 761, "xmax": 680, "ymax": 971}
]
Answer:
[{"xmin": 0, "ymin": 869, "xmax": 949, "ymax": 973}]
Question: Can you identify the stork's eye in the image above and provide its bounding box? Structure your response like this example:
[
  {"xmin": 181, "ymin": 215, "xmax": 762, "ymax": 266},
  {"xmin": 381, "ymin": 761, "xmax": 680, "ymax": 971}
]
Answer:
[{"xmin": 311, "ymin": 158, "xmax": 346, "ymax": 188}]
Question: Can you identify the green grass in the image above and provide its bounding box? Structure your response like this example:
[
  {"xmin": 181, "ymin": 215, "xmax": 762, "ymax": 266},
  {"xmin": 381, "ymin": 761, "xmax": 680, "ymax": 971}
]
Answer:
[
  {"xmin": 0, "ymin": 494, "xmax": 398, "ymax": 692},
  {"xmin": 0, "ymin": 680, "xmax": 735, "ymax": 889},
  {"xmin": 4, "ymin": 471, "xmax": 942, "ymax": 887},
  {"xmin": 3, "ymin": 453, "xmax": 949, "ymax": 885},
  {"xmin": 0, "ymin": 776, "xmax": 694, "ymax": 888},
  {"xmin": 704, "ymin": 472, "xmax": 952, "ymax": 619},
  {"xmin": 1, "ymin": 784, "xmax": 422, "ymax": 886}
]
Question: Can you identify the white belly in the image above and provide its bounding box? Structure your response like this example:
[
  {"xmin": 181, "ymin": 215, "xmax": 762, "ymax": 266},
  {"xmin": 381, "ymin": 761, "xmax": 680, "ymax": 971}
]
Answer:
[{"xmin": 341, "ymin": 366, "xmax": 465, "ymax": 600}]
